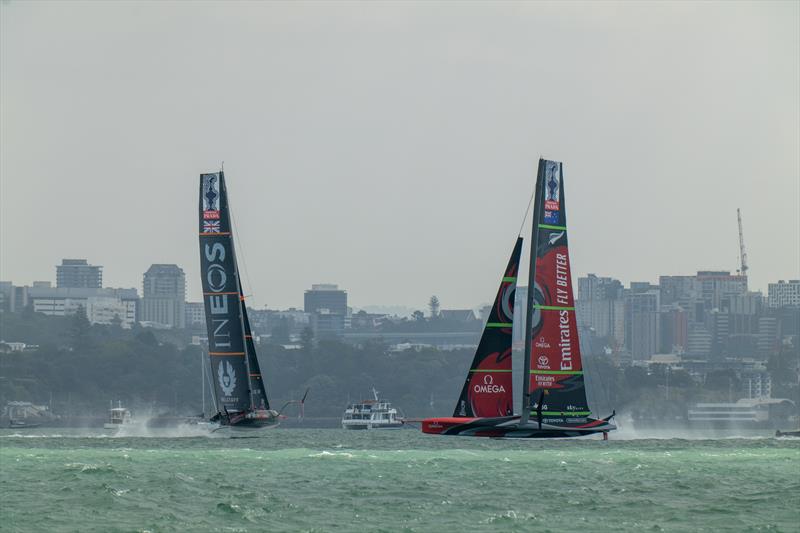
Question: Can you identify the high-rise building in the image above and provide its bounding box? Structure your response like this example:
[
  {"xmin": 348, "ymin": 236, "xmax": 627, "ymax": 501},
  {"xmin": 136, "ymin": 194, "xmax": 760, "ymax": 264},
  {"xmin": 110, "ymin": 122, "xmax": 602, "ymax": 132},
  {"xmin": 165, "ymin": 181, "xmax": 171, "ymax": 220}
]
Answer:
[
  {"xmin": 304, "ymin": 284, "xmax": 347, "ymax": 337},
  {"xmin": 184, "ymin": 301, "xmax": 205, "ymax": 330},
  {"xmin": 728, "ymin": 292, "xmax": 764, "ymax": 330},
  {"xmin": 304, "ymin": 284, "xmax": 347, "ymax": 315},
  {"xmin": 624, "ymin": 286, "xmax": 660, "ymax": 360},
  {"xmin": 0, "ymin": 282, "xmax": 16, "ymax": 312},
  {"xmin": 56, "ymin": 259, "xmax": 102, "ymax": 289},
  {"xmin": 686, "ymin": 324, "xmax": 712, "ymax": 357},
  {"xmin": 775, "ymin": 306, "xmax": 800, "ymax": 337},
  {"xmin": 576, "ymin": 274, "xmax": 624, "ymax": 347},
  {"xmin": 659, "ymin": 275, "xmax": 700, "ymax": 307},
  {"xmin": 660, "ymin": 306, "xmax": 688, "ymax": 354},
  {"xmin": 695, "ymin": 271, "xmax": 747, "ymax": 311},
  {"xmin": 757, "ymin": 317, "xmax": 779, "ymax": 357},
  {"xmin": 709, "ymin": 309, "xmax": 730, "ymax": 359},
  {"xmin": 141, "ymin": 264, "xmax": 186, "ymax": 328},
  {"xmin": 768, "ymin": 280, "xmax": 800, "ymax": 308}
]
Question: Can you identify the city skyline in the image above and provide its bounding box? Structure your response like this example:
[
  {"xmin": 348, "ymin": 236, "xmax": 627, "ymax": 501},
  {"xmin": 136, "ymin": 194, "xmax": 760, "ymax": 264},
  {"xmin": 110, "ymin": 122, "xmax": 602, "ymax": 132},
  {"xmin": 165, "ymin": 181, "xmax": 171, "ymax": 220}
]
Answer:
[
  {"xmin": 2, "ymin": 1, "xmax": 798, "ymax": 310},
  {"xmin": 2, "ymin": 255, "xmax": 796, "ymax": 314}
]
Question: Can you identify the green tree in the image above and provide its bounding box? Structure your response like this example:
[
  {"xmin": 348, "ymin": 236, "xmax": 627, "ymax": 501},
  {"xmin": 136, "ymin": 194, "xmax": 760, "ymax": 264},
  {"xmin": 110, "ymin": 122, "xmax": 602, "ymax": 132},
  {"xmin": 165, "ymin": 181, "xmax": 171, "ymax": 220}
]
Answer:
[
  {"xmin": 428, "ymin": 295, "xmax": 440, "ymax": 318},
  {"xmin": 271, "ymin": 317, "xmax": 290, "ymax": 344},
  {"xmin": 69, "ymin": 305, "xmax": 91, "ymax": 350},
  {"xmin": 299, "ymin": 327, "xmax": 315, "ymax": 351}
]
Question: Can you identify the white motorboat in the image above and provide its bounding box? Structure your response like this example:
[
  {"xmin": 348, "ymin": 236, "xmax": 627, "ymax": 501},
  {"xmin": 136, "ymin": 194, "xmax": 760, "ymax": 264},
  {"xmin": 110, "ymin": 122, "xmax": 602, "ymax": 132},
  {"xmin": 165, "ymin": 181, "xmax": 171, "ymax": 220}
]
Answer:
[{"xmin": 342, "ymin": 389, "xmax": 403, "ymax": 430}]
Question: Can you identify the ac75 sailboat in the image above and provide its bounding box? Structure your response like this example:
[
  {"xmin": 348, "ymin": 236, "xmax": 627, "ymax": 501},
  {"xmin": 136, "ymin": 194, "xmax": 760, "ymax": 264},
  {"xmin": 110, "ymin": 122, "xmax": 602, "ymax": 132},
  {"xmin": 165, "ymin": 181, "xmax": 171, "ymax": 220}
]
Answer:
[
  {"xmin": 198, "ymin": 171, "xmax": 280, "ymax": 435},
  {"xmin": 421, "ymin": 159, "xmax": 616, "ymax": 438}
]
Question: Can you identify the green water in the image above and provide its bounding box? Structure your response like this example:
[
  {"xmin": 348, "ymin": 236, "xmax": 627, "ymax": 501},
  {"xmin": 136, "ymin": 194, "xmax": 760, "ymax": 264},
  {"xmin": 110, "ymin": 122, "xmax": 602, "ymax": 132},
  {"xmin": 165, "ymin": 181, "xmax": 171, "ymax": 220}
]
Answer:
[{"xmin": 1, "ymin": 428, "xmax": 798, "ymax": 532}]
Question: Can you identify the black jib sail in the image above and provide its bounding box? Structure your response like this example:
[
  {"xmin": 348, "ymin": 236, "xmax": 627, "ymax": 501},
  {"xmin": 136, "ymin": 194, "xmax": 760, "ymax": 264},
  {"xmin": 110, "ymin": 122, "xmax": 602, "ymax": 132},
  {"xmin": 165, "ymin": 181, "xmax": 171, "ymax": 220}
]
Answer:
[
  {"xmin": 242, "ymin": 303, "xmax": 270, "ymax": 410},
  {"xmin": 452, "ymin": 238, "xmax": 522, "ymax": 418},
  {"xmin": 522, "ymin": 159, "xmax": 590, "ymax": 426},
  {"xmin": 199, "ymin": 172, "xmax": 257, "ymax": 415}
]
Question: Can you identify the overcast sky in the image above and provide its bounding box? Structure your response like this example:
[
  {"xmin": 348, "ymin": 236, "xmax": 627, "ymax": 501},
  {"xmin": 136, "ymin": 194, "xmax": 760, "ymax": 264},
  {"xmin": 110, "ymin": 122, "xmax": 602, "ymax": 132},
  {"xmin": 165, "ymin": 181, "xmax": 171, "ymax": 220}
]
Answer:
[{"xmin": 1, "ymin": 1, "xmax": 798, "ymax": 310}]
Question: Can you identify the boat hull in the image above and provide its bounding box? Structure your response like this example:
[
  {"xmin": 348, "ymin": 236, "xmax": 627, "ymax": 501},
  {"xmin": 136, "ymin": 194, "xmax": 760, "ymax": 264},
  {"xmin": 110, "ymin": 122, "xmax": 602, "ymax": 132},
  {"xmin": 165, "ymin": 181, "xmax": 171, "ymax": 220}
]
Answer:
[
  {"xmin": 207, "ymin": 411, "xmax": 281, "ymax": 437},
  {"xmin": 9, "ymin": 420, "xmax": 41, "ymax": 429},
  {"xmin": 209, "ymin": 422, "xmax": 280, "ymax": 438},
  {"xmin": 342, "ymin": 422, "xmax": 404, "ymax": 430},
  {"xmin": 103, "ymin": 422, "xmax": 143, "ymax": 434},
  {"xmin": 421, "ymin": 415, "xmax": 616, "ymax": 438}
]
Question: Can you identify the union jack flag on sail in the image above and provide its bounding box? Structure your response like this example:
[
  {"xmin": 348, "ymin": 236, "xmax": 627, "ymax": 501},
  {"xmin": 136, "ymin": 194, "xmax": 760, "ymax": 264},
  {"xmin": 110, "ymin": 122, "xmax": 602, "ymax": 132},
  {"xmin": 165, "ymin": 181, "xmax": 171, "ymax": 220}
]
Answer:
[{"xmin": 203, "ymin": 220, "xmax": 221, "ymax": 233}]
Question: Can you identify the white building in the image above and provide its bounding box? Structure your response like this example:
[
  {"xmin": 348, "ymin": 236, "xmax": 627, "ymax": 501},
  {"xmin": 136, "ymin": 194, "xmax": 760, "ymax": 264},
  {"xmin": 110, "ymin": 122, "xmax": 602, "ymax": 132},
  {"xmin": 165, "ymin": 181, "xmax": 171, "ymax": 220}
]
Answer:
[
  {"xmin": 27, "ymin": 286, "xmax": 138, "ymax": 327},
  {"xmin": 576, "ymin": 275, "xmax": 625, "ymax": 346},
  {"xmin": 141, "ymin": 264, "xmax": 186, "ymax": 328},
  {"xmin": 768, "ymin": 280, "xmax": 800, "ymax": 308},
  {"xmin": 185, "ymin": 301, "xmax": 205, "ymax": 328}
]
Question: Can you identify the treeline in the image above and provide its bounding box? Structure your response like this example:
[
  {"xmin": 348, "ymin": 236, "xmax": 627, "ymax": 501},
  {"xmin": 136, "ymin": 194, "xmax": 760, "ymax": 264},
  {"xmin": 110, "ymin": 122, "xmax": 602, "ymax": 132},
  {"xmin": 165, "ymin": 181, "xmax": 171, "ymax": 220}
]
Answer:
[
  {"xmin": 1, "ymin": 309, "xmax": 202, "ymax": 416},
  {"xmin": 1, "ymin": 310, "xmax": 797, "ymax": 419},
  {"xmin": 0, "ymin": 310, "xmax": 471, "ymax": 418}
]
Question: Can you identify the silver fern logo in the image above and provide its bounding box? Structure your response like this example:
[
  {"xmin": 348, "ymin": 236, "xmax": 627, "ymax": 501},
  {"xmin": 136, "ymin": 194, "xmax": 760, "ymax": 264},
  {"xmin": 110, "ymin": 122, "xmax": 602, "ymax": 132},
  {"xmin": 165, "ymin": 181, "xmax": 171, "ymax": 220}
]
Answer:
[
  {"xmin": 217, "ymin": 360, "xmax": 237, "ymax": 396},
  {"xmin": 548, "ymin": 231, "xmax": 565, "ymax": 245}
]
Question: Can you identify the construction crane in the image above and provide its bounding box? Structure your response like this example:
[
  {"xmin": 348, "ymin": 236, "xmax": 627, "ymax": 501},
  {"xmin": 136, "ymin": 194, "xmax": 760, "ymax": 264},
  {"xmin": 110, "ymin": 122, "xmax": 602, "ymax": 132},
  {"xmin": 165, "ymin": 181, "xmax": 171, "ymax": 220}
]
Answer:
[{"xmin": 737, "ymin": 208, "xmax": 749, "ymax": 276}]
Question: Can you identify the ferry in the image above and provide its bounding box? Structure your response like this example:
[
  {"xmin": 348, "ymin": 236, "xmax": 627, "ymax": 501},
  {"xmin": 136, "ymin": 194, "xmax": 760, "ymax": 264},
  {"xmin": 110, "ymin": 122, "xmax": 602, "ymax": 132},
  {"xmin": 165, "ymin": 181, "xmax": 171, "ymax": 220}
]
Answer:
[
  {"xmin": 687, "ymin": 397, "xmax": 796, "ymax": 429},
  {"xmin": 342, "ymin": 389, "xmax": 403, "ymax": 430},
  {"xmin": 4, "ymin": 401, "xmax": 57, "ymax": 428}
]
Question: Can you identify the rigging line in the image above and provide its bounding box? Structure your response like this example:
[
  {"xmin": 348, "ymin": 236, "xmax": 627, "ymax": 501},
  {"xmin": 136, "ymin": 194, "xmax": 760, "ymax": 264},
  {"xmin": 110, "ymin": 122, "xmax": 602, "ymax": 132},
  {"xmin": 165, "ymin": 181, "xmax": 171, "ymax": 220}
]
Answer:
[
  {"xmin": 517, "ymin": 187, "xmax": 536, "ymax": 237},
  {"xmin": 227, "ymin": 183, "xmax": 255, "ymax": 300},
  {"xmin": 582, "ymin": 327, "xmax": 612, "ymax": 416}
]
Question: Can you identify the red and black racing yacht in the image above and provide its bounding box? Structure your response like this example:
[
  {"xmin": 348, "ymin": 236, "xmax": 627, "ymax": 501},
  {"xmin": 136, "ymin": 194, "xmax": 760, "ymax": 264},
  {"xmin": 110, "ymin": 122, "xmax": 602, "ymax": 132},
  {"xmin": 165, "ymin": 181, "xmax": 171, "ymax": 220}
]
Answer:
[{"xmin": 420, "ymin": 159, "xmax": 616, "ymax": 439}]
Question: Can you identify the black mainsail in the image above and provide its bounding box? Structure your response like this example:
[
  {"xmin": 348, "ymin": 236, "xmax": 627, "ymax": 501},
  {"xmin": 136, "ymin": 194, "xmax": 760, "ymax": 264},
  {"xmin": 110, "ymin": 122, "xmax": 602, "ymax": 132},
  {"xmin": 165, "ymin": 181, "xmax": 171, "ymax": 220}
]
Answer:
[
  {"xmin": 199, "ymin": 171, "xmax": 273, "ymax": 426},
  {"xmin": 452, "ymin": 238, "xmax": 522, "ymax": 418},
  {"xmin": 521, "ymin": 159, "xmax": 591, "ymax": 426}
]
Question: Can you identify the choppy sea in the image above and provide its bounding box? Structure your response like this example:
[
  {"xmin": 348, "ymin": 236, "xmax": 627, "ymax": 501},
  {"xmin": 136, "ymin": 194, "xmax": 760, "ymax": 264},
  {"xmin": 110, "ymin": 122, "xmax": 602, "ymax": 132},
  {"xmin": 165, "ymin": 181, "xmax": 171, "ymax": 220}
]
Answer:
[{"xmin": 1, "ymin": 426, "xmax": 798, "ymax": 532}]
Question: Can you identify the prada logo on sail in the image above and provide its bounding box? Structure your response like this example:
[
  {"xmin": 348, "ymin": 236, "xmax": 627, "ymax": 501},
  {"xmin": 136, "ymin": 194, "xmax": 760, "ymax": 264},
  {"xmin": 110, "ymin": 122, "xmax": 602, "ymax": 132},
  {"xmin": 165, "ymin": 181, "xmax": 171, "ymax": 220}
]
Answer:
[
  {"xmin": 205, "ymin": 242, "xmax": 231, "ymax": 349},
  {"xmin": 473, "ymin": 374, "xmax": 506, "ymax": 394}
]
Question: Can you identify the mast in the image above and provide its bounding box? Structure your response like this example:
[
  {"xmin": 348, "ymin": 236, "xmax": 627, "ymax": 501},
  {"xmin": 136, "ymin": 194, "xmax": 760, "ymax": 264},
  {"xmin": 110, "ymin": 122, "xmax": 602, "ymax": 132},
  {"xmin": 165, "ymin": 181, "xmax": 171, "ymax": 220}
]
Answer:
[
  {"xmin": 521, "ymin": 159, "xmax": 545, "ymax": 425},
  {"xmin": 201, "ymin": 348, "xmax": 205, "ymax": 415}
]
